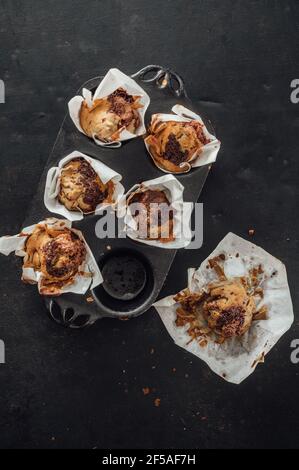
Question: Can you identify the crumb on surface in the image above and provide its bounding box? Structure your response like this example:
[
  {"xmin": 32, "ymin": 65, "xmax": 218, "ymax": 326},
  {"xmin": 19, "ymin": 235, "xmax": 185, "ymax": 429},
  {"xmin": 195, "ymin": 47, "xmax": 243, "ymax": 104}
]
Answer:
[{"xmin": 154, "ymin": 398, "xmax": 161, "ymax": 408}]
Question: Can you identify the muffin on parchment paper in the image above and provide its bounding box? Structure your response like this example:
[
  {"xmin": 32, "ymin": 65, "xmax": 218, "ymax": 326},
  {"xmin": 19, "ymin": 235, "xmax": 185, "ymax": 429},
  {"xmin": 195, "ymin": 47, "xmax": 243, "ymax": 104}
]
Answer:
[
  {"xmin": 79, "ymin": 87, "xmax": 142, "ymax": 143},
  {"xmin": 0, "ymin": 218, "xmax": 103, "ymax": 296},
  {"xmin": 127, "ymin": 187, "xmax": 175, "ymax": 244},
  {"xmin": 154, "ymin": 233, "xmax": 294, "ymax": 384},
  {"xmin": 69, "ymin": 68, "xmax": 150, "ymax": 147},
  {"xmin": 144, "ymin": 105, "xmax": 221, "ymax": 173},
  {"xmin": 44, "ymin": 151, "xmax": 125, "ymax": 221},
  {"xmin": 58, "ymin": 158, "xmax": 114, "ymax": 213},
  {"xmin": 120, "ymin": 175, "xmax": 193, "ymax": 249}
]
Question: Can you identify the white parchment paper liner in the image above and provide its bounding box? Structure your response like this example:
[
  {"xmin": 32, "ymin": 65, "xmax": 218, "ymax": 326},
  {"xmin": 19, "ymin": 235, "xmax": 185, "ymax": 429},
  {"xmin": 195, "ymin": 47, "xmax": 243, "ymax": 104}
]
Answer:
[
  {"xmin": 44, "ymin": 151, "xmax": 125, "ymax": 221},
  {"xmin": 119, "ymin": 175, "xmax": 193, "ymax": 249},
  {"xmin": 68, "ymin": 68, "xmax": 150, "ymax": 148},
  {"xmin": 154, "ymin": 233, "xmax": 294, "ymax": 384},
  {"xmin": 0, "ymin": 218, "xmax": 103, "ymax": 295},
  {"xmin": 145, "ymin": 104, "xmax": 221, "ymax": 173}
]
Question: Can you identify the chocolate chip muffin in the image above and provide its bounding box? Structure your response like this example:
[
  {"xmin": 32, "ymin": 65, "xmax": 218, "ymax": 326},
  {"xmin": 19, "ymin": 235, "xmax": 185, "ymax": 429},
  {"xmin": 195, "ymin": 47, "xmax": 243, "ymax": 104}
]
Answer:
[
  {"xmin": 58, "ymin": 158, "xmax": 114, "ymax": 214},
  {"xmin": 127, "ymin": 188, "xmax": 175, "ymax": 242},
  {"xmin": 203, "ymin": 281, "xmax": 256, "ymax": 338},
  {"xmin": 24, "ymin": 224, "xmax": 86, "ymax": 296},
  {"xmin": 80, "ymin": 88, "xmax": 142, "ymax": 143},
  {"xmin": 145, "ymin": 117, "xmax": 210, "ymax": 173}
]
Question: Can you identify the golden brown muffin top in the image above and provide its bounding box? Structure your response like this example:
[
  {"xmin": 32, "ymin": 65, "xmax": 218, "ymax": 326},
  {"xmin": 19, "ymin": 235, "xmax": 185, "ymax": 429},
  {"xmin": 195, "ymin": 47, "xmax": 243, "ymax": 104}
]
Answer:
[
  {"xmin": 203, "ymin": 281, "xmax": 256, "ymax": 338},
  {"xmin": 127, "ymin": 189, "xmax": 175, "ymax": 243},
  {"xmin": 145, "ymin": 118, "xmax": 210, "ymax": 173},
  {"xmin": 58, "ymin": 158, "xmax": 114, "ymax": 214},
  {"xmin": 174, "ymin": 255, "xmax": 268, "ymax": 345},
  {"xmin": 79, "ymin": 88, "xmax": 142, "ymax": 142},
  {"xmin": 24, "ymin": 224, "xmax": 86, "ymax": 296}
]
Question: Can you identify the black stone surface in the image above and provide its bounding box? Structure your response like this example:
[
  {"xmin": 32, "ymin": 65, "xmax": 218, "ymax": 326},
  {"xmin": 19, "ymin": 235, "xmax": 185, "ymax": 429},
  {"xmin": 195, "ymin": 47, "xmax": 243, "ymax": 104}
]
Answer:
[{"xmin": 0, "ymin": 0, "xmax": 298, "ymax": 449}]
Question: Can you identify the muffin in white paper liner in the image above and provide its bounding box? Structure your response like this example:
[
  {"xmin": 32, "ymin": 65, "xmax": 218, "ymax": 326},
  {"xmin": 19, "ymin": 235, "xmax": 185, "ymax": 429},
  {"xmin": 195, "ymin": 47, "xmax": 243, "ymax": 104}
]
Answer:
[
  {"xmin": 68, "ymin": 68, "xmax": 150, "ymax": 148},
  {"xmin": 119, "ymin": 174, "xmax": 193, "ymax": 249},
  {"xmin": 154, "ymin": 233, "xmax": 294, "ymax": 384},
  {"xmin": 144, "ymin": 104, "xmax": 221, "ymax": 173},
  {"xmin": 44, "ymin": 151, "xmax": 125, "ymax": 221},
  {"xmin": 0, "ymin": 218, "xmax": 103, "ymax": 296}
]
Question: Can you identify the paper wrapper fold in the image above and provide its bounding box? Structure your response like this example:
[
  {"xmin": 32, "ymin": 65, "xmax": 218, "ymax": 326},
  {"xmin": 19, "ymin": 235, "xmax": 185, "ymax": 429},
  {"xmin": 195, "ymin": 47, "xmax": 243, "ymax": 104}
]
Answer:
[
  {"xmin": 44, "ymin": 151, "xmax": 125, "ymax": 221},
  {"xmin": 68, "ymin": 68, "xmax": 150, "ymax": 148},
  {"xmin": 154, "ymin": 233, "xmax": 294, "ymax": 384},
  {"xmin": 119, "ymin": 175, "xmax": 193, "ymax": 249},
  {"xmin": 0, "ymin": 218, "xmax": 103, "ymax": 295},
  {"xmin": 145, "ymin": 104, "xmax": 221, "ymax": 173}
]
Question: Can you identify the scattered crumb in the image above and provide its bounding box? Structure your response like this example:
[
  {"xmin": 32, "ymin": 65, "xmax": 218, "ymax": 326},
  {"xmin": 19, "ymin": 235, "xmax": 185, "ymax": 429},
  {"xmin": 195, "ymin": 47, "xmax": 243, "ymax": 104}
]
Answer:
[
  {"xmin": 154, "ymin": 398, "xmax": 161, "ymax": 408},
  {"xmin": 86, "ymin": 296, "xmax": 94, "ymax": 304},
  {"xmin": 150, "ymin": 348, "xmax": 155, "ymax": 355},
  {"xmin": 251, "ymin": 352, "xmax": 265, "ymax": 368},
  {"xmin": 254, "ymin": 305, "xmax": 268, "ymax": 321},
  {"xmin": 172, "ymin": 368, "xmax": 177, "ymax": 373},
  {"xmin": 119, "ymin": 317, "xmax": 129, "ymax": 321},
  {"xmin": 248, "ymin": 229, "xmax": 255, "ymax": 236},
  {"xmin": 142, "ymin": 387, "xmax": 151, "ymax": 396},
  {"xmin": 201, "ymin": 417, "xmax": 208, "ymax": 421},
  {"xmin": 106, "ymin": 245, "xmax": 112, "ymax": 251}
]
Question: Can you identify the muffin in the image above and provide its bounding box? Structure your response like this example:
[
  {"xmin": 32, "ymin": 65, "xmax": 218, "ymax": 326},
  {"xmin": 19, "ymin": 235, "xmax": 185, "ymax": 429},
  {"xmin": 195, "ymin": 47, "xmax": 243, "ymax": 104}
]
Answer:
[
  {"xmin": 80, "ymin": 88, "xmax": 143, "ymax": 143},
  {"xmin": 145, "ymin": 117, "xmax": 210, "ymax": 173},
  {"xmin": 24, "ymin": 224, "xmax": 86, "ymax": 296},
  {"xmin": 202, "ymin": 281, "xmax": 256, "ymax": 338},
  {"xmin": 173, "ymin": 251, "xmax": 269, "ymax": 344},
  {"xmin": 58, "ymin": 158, "xmax": 115, "ymax": 214},
  {"xmin": 127, "ymin": 188, "xmax": 175, "ymax": 242}
]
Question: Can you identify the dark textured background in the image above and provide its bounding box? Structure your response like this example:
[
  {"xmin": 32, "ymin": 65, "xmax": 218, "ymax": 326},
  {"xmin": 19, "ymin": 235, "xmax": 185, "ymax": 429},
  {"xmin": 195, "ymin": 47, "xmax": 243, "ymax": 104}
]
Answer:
[{"xmin": 0, "ymin": 0, "xmax": 298, "ymax": 449}]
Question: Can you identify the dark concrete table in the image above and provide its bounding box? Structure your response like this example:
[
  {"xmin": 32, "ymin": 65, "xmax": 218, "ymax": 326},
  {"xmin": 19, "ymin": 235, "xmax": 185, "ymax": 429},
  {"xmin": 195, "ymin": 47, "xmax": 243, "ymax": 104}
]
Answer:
[{"xmin": 0, "ymin": 0, "xmax": 298, "ymax": 449}]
